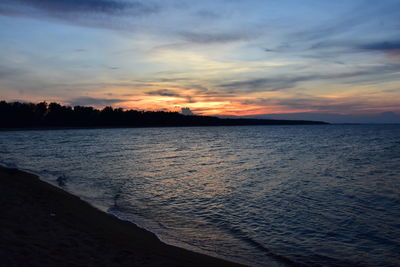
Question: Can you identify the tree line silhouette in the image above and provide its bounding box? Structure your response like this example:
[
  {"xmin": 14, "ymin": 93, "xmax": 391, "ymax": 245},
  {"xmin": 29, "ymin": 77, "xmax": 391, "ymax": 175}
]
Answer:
[{"xmin": 0, "ymin": 101, "xmax": 327, "ymax": 128}]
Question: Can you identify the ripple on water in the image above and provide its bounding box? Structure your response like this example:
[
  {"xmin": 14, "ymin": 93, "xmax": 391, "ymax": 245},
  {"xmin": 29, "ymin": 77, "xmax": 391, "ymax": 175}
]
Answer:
[{"xmin": 0, "ymin": 125, "xmax": 399, "ymax": 266}]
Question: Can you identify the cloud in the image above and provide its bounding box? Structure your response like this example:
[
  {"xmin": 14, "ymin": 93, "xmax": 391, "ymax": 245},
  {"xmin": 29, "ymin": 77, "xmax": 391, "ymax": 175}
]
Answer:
[
  {"xmin": 68, "ymin": 97, "xmax": 125, "ymax": 106},
  {"xmin": 146, "ymin": 89, "xmax": 182, "ymax": 97},
  {"xmin": 219, "ymin": 75, "xmax": 329, "ymax": 92},
  {"xmin": 180, "ymin": 31, "xmax": 255, "ymax": 44},
  {"xmin": 0, "ymin": 65, "xmax": 26, "ymax": 78},
  {"xmin": 16, "ymin": 0, "xmax": 130, "ymax": 14},
  {"xmin": 266, "ymin": 1, "xmax": 400, "ymax": 61},
  {"xmin": 195, "ymin": 9, "xmax": 219, "ymax": 19},
  {"xmin": 2, "ymin": 0, "xmax": 158, "ymax": 15},
  {"xmin": 220, "ymin": 78, "xmax": 291, "ymax": 91},
  {"xmin": 181, "ymin": 107, "xmax": 194, "ymax": 115},
  {"xmin": 219, "ymin": 64, "xmax": 400, "ymax": 92},
  {"xmin": 307, "ymin": 39, "xmax": 400, "ymax": 55},
  {"xmin": 0, "ymin": 0, "xmax": 159, "ymax": 29},
  {"xmin": 358, "ymin": 40, "xmax": 400, "ymax": 52},
  {"xmin": 240, "ymin": 96, "xmax": 375, "ymax": 114},
  {"xmin": 273, "ymin": 98, "xmax": 365, "ymax": 113}
]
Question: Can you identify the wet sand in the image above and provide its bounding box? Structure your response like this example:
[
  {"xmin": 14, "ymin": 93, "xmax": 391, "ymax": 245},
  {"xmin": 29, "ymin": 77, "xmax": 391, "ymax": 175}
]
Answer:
[{"xmin": 0, "ymin": 165, "xmax": 245, "ymax": 266}]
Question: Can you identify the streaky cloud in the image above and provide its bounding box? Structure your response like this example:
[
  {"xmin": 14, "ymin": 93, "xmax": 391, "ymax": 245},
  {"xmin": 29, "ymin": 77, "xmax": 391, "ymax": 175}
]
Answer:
[
  {"xmin": 308, "ymin": 39, "xmax": 400, "ymax": 54},
  {"xmin": 1, "ymin": 0, "xmax": 158, "ymax": 15},
  {"xmin": 0, "ymin": 0, "xmax": 159, "ymax": 30},
  {"xmin": 68, "ymin": 97, "xmax": 126, "ymax": 107},
  {"xmin": 268, "ymin": 1, "xmax": 400, "ymax": 62},
  {"xmin": 146, "ymin": 89, "xmax": 182, "ymax": 97},
  {"xmin": 180, "ymin": 31, "xmax": 255, "ymax": 44},
  {"xmin": 219, "ymin": 77, "xmax": 299, "ymax": 92},
  {"xmin": 240, "ymin": 95, "xmax": 398, "ymax": 115},
  {"xmin": 195, "ymin": 9, "xmax": 220, "ymax": 19},
  {"xmin": 358, "ymin": 40, "xmax": 400, "ymax": 52},
  {"xmin": 0, "ymin": 65, "xmax": 26, "ymax": 78},
  {"xmin": 16, "ymin": 0, "xmax": 130, "ymax": 14},
  {"xmin": 219, "ymin": 74, "xmax": 347, "ymax": 92},
  {"xmin": 219, "ymin": 64, "xmax": 400, "ymax": 92}
]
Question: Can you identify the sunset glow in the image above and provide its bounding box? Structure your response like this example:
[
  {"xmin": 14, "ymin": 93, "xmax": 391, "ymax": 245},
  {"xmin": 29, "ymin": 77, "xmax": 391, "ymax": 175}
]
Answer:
[{"xmin": 1, "ymin": 0, "xmax": 399, "ymax": 119}]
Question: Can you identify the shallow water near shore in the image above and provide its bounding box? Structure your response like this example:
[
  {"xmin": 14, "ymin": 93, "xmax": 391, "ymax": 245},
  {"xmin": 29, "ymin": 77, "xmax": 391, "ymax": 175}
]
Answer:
[{"xmin": 1, "ymin": 125, "xmax": 399, "ymax": 266}]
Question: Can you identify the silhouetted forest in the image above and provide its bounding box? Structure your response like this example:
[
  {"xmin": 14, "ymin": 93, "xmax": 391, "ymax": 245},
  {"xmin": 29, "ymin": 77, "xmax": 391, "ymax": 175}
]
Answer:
[{"xmin": 0, "ymin": 101, "xmax": 327, "ymax": 129}]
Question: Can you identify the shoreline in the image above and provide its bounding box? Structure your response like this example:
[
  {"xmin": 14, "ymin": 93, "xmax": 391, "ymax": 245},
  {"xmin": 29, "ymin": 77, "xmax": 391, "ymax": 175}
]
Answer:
[
  {"xmin": 0, "ymin": 122, "xmax": 329, "ymax": 132},
  {"xmin": 0, "ymin": 165, "xmax": 246, "ymax": 266}
]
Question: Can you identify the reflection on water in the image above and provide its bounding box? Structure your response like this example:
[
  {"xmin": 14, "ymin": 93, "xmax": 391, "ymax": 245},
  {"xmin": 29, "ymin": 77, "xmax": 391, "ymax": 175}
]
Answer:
[{"xmin": 0, "ymin": 125, "xmax": 399, "ymax": 266}]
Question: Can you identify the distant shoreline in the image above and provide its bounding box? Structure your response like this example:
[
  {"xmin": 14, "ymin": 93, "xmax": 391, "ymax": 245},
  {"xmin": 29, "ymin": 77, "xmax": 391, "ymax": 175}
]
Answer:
[
  {"xmin": 0, "ymin": 119, "xmax": 328, "ymax": 131},
  {"xmin": 0, "ymin": 165, "xmax": 246, "ymax": 266},
  {"xmin": 0, "ymin": 123, "xmax": 330, "ymax": 132},
  {"xmin": 3, "ymin": 123, "xmax": 400, "ymax": 132},
  {"xmin": 0, "ymin": 100, "xmax": 328, "ymax": 129}
]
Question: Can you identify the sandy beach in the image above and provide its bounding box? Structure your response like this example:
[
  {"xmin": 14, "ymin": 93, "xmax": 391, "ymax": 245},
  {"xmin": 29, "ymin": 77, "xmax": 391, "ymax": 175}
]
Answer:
[{"xmin": 0, "ymin": 165, "xmax": 244, "ymax": 267}]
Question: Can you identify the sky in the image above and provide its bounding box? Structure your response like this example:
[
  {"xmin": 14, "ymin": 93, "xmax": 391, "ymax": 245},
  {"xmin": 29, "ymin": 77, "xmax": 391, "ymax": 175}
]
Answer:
[{"xmin": 0, "ymin": 0, "xmax": 399, "ymax": 118}]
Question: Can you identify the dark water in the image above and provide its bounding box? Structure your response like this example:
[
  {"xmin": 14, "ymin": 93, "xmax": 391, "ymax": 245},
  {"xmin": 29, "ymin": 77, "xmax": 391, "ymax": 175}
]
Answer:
[{"xmin": 0, "ymin": 125, "xmax": 399, "ymax": 266}]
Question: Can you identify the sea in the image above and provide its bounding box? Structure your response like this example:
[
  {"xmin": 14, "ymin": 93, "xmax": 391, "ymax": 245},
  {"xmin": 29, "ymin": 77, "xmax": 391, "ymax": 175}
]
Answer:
[{"xmin": 0, "ymin": 124, "xmax": 399, "ymax": 266}]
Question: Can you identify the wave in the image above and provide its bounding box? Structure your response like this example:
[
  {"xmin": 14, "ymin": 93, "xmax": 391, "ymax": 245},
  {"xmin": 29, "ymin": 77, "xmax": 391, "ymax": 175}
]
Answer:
[{"xmin": 224, "ymin": 225, "xmax": 300, "ymax": 266}]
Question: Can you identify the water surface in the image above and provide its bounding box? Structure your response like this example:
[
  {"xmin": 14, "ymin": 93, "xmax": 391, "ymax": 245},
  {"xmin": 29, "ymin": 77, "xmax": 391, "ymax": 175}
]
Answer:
[{"xmin": 0, "ymin": 125, "xmax": 399, "ymax": 266}]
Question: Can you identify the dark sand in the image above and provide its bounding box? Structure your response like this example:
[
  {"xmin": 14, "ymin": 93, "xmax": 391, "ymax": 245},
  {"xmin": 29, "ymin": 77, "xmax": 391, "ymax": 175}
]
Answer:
[{"xmin": 0, "ymin": 166, "xmax": 245, "ymax": 267}]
